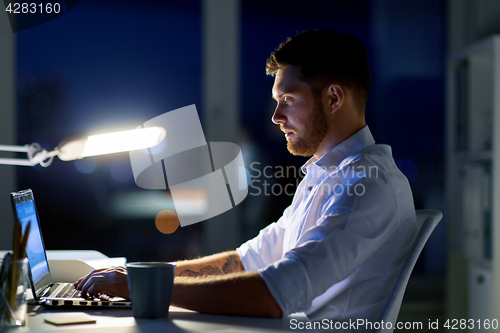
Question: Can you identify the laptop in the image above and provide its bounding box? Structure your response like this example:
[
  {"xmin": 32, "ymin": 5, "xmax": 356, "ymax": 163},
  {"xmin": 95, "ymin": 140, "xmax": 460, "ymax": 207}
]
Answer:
[{"xmin": 10, "ymin": 189, "xmax": 130, "ymax": 308}]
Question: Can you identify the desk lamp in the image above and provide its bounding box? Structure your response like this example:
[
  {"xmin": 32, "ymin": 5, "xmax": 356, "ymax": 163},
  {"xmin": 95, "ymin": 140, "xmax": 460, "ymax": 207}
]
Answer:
[{"xmin": 0, "ymin": 127, "xmax": 166, "ymax": 167}]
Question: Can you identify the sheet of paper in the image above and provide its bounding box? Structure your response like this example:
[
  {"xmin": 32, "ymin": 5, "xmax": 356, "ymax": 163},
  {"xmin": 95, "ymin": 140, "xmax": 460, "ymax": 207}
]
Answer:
[{"xmin": 44, "ymin": 313, "xmax": 96, "ymax": 326}]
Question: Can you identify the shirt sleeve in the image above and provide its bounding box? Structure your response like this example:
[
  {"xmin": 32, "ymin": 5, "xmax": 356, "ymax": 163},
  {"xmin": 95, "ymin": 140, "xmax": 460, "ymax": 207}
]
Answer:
[
  {"xmin": 258, "ymin": 170, "xmax": 407, "ymax": 314},
  {"xmin": 237, "ymin": 218, "xmax": 286, "ymax": 271}
]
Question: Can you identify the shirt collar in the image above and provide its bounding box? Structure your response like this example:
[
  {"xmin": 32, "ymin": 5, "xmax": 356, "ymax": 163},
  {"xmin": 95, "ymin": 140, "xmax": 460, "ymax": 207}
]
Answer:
[{"xmin": 302, "ymin": 126, "xmax": 376, "ymax": 175}]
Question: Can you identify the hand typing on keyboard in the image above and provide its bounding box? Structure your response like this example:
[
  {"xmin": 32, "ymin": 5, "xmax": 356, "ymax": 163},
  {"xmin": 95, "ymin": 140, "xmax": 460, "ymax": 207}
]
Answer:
[
  {"xmin": 55, "ymin": 284, "xmax": 81, "ymax": 298},
  {"xmin": 74, "ymin": 266, "xmax": 130, "ymax": 300}
]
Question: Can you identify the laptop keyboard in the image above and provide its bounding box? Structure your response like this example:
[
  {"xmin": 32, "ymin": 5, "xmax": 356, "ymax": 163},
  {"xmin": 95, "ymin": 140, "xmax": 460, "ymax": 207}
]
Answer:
[
  {"xmin": 41, "ymin": 283, "xmax": 82, "ymax": 298},
  {"xmin": 56, "ymin": 284, "xmax": 81, "ymax": 298}
]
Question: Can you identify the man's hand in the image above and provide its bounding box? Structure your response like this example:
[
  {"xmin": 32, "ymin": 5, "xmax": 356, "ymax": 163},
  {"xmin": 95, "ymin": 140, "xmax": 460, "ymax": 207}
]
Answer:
[{"xmin": 74, "ymin": 266, "xmax": 130, "ymax": 300}]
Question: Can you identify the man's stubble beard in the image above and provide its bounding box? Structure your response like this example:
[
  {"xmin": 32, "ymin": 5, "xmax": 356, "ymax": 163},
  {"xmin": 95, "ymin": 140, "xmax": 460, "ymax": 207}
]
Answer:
[{"xmin": 287, "ymin": 99, "xmax": 329, "ymax": 157}]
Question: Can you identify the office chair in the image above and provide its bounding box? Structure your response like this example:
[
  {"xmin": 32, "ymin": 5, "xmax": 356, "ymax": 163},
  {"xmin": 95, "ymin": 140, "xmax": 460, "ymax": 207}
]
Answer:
[{"xmin": 374, "ymin": 209, "xmax": 443, "ymax": 333}]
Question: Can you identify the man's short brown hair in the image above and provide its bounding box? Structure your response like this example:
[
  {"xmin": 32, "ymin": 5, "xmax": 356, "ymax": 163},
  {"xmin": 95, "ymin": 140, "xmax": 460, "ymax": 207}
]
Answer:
[{"xmin": 266, "ymin": 29, "xmax": 371, "ymax": 113}]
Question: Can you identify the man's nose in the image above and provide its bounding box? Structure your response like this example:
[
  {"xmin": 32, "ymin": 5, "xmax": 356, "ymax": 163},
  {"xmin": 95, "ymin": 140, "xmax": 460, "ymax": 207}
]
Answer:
[{"xmin": 272, "ymin": 104, "xmax": 286, "ymax": 124}]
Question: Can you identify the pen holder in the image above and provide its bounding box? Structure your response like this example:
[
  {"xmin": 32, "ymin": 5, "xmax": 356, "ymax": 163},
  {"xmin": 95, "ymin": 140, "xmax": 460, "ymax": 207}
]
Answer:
[{"xmin": 0, "ymin": 258, "xmax": 29, "ymax": 329}]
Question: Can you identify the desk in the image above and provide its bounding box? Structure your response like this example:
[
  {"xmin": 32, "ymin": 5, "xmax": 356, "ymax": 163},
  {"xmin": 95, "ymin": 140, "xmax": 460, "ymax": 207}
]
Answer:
[
  {"xmin": 10, "ymin": 251, "xmax": 308, "ymax": 332},
  {"xmin": 25, "ymin": 305, "xmax": 305, "ymax": 332}
]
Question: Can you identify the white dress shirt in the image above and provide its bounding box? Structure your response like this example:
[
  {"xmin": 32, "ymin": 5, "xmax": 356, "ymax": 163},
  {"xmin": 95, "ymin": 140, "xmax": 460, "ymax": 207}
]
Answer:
[{"xmin": 237, "ymin": 126, "xmax": 417, "ymax": 322}]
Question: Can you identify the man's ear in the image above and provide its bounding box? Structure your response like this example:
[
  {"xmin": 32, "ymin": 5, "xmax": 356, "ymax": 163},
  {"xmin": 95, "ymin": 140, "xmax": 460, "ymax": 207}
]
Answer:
[{"xmin": 324, "ymin": 84, "xmax": 344, "ymax": 114}]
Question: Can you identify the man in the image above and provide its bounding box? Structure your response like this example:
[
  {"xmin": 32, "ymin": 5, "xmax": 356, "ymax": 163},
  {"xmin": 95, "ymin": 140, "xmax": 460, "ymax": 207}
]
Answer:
[{"xmin": 75, "ymin": 29, "xmax": 417, "ymax": 322}]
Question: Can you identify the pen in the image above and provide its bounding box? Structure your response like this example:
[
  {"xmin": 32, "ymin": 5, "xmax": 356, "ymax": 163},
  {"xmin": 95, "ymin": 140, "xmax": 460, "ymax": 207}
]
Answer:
[
  {"xmin": 18, "ymin": 222, "xmax": 30, "ymax": 261},
  {"xmin": 6, "ymin": 221, "xmax": 30, "ymax": 312}
]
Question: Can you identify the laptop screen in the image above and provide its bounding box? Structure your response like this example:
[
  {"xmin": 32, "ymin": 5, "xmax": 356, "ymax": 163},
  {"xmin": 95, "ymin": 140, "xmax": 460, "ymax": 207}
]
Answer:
[{"xmin": 12, "ymin": 191, "xmax": 50, "ymax": 285}]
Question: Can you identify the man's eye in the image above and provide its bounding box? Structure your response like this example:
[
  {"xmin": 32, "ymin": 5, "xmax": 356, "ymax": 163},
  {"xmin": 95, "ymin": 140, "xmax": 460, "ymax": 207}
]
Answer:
[{"xmin": 284, "ymin": 97, "xmax": 293, "ymax": 105}]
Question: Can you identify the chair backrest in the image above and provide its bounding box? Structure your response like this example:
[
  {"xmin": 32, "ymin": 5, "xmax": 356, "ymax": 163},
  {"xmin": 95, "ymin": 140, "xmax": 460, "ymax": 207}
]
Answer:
[{"xmin": 373, "ymin": 209, "xmax": 443, "ymax": 333}]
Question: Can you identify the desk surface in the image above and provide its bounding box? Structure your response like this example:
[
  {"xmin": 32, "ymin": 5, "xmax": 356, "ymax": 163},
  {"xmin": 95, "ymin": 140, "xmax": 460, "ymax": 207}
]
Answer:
[
  {"xmin": 24, "ymin": 305, "xmax": 304, "ymax": 333},
  {"xmin": 3, "ymin": 251, "xmax": 308, "ymax": 332}
]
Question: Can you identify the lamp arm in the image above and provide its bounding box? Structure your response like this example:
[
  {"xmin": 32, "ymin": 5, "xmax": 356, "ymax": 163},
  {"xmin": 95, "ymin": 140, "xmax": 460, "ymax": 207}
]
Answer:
[
  {"xmin": 0, "ymin": 126, "xmax": 166, "ymax": 166},
  {"xmin": 0, "ymin": 143, "xmax": 57, "ymax": 167}
]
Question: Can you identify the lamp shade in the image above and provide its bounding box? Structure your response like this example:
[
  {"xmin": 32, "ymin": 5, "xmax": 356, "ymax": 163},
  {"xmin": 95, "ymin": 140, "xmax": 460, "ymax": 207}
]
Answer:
[{"xmin": 58, "ymin": 127, "xmax": 166, "ymax": 161}]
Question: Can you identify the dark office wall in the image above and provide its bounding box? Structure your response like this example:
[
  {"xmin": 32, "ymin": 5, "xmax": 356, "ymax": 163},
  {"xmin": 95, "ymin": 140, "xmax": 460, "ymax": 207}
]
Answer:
[
  {"xmin": 0, "ymin": 11, "xmax": 16, "ymax": 251},
  {"xmin": 369, "ymin": 0, "xmax": 446, "ymax": 275},
  {"xmin": 15, "ymin": 0, "xmax": 203, "ymax": 261}
]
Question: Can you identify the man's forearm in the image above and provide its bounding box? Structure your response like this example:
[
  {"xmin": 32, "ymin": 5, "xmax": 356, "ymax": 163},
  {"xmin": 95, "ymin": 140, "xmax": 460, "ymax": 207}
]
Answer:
[
  {"xmin": 171, "ymin": 271, "xmax": 283, "ymax": 318},
  {"xmin": 175, "ymin": 250, "xmax": 244, "ymax": 277}
]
